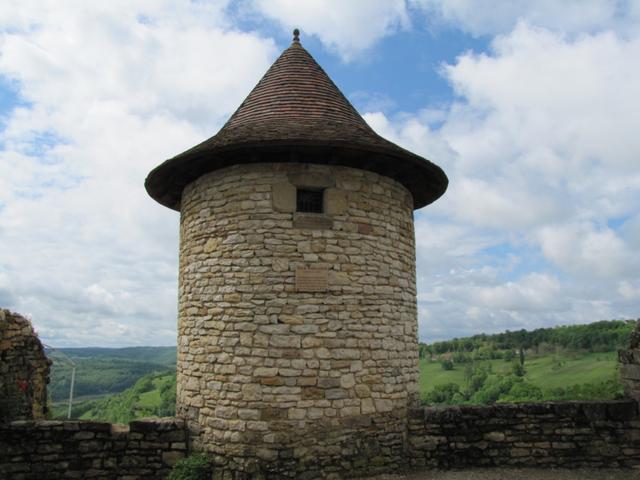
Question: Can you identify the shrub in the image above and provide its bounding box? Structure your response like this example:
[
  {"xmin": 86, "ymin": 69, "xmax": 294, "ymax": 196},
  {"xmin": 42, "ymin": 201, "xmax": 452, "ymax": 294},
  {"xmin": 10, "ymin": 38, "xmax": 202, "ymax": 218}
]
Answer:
[
  {"xmin": 423, "ymin": 382, "xmax": 461, "ymax": 404},
  {"xmin": 511, "ymin": 362, "xmax": 526, "ymax": 377},
  {"xmin": 167, "ymin": 454, "xmax": 212, "ymax": 480},
  {"xmin": 441, "ymin": 359, "xmax": 454, "ymax": 370}
]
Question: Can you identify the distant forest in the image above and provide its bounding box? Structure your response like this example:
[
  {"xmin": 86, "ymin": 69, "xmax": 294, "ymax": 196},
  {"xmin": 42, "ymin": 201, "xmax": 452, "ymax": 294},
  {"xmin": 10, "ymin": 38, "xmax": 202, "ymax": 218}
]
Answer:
[{"xmin": 420, "ymin": 319, "xmax": 636, "ymax": 360}]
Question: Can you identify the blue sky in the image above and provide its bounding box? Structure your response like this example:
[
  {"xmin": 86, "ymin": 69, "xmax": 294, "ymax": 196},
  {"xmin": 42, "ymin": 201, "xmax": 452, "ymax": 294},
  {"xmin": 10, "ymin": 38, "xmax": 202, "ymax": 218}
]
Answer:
[{"xmin": 1, "ymin": 1, "xmax": 639, "ymax": 347}]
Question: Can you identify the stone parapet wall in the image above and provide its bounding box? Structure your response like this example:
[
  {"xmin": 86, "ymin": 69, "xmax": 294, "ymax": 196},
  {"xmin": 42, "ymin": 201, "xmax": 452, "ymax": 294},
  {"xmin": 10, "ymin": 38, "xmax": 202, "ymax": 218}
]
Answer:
[
  {"xmin": 407, "ymin": 400, "xmax": 640, "ymax": 470},
  {"xmin": 1, "ymin": 403, "xmax": 639, "ymax": 479},
  {"xmin": 0, "ymin": 309, "xmax": 50, "ymax": 422},
  {"xmin": 0, "ymin": 418, "xmax": 187, "ymax": 479},
  {"xmin": 178, "ymin": 162, "xmax": 418, "ymax": 476}
]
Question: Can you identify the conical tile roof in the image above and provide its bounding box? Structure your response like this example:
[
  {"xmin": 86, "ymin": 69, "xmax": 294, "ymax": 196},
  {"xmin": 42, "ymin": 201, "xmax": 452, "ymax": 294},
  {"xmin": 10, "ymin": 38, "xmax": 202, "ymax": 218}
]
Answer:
[{"xmin": 145, "ymin": 33, "xmax": 447, "ymax": 210}]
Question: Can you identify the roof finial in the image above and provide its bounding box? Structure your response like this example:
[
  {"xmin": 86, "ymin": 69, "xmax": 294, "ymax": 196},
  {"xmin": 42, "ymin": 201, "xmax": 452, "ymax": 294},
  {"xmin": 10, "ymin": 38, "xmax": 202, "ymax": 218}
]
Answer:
[{"xmin": 293, "ymin": 28, "xmax": 300, "ymax": 43}]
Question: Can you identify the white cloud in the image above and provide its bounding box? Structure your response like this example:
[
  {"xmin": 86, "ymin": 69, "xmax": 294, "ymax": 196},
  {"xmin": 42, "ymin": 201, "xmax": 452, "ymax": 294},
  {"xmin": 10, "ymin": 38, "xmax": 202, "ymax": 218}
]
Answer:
[
  {"xmin": 0, "ymin": 1, "xmax": 277, "ymax": 346},
  {"xmin": 248, "ymin": 0, "xmax": 410, "ymax": 61},
  {"xmin": 412, "ymin": 0, "xmax": 640, "ymax": 37},
  {"xmin": 619, "ymin": 280, "xmax": 640, "ymax": 301},
  {"xmin": 537, "ymin": 222, "xmax": 638, "ymax": 279},
  {"xmin": 445, "ymin": 25, "xmax": 640, "ymax": 172},
  {"xmin": 363, "ymin": 22, "xmax": 640, "ymax": 341},
  {"xmin": 1, "ymin": 3, "xmax": 639, "ymax": 347},
  {"xmin": 469, "ymin": 273, "xmax": 563, "ymax": 311}
]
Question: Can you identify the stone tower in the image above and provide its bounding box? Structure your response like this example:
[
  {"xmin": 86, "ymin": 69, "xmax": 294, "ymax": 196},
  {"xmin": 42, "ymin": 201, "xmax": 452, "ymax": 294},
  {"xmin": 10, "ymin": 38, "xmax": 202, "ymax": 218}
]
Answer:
[{"xmin": 146, "ymin": 31, "xmax": 447, "ymax": 478}]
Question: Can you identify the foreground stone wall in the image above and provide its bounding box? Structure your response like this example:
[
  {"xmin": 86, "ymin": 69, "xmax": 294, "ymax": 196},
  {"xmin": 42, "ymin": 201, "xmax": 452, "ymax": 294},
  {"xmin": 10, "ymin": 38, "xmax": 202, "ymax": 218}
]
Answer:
[
  {"xmin": 3, "ymin": 402, "xmax": 637, "ymax": 479},
  {"xmin": 408, "ymin": 400, "xmax": 640, "ymax": 470},
  {"xmin": 0, "ymin": 418, "xmax": 187, "ymax": 479},
  {"xmin": 178, "ymin": 162, "xmax": 418, "ymax": 477},
  {"xmin": 0, "ymin": 309, "xmax": 50, "ymax": 423}
]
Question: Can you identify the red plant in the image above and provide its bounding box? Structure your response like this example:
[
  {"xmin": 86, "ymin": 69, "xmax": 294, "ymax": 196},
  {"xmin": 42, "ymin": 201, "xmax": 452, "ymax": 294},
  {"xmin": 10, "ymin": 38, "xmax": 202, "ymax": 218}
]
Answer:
[{"xmin": 16, "ymin": 379, "xmax": 28, "ymax": 393}]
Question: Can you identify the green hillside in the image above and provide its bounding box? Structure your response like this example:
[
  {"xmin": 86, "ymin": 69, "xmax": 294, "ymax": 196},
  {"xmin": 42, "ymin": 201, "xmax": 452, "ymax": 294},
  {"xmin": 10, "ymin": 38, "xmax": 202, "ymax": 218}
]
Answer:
[
  {"xmin": 418, "ymin": 319, "xmax": 635, "ymax": 405},
  {"xmin": 420, "ymin": 351, "xmax": 619, "ymax": 392},
  {"xmin": 48, "ymin": 346, "xmax": 176, "ymax": 402},
  {"xmin": 59, "ymin": 346, "xmax": 176, "ymax": 365},
  {"xmin": 52, "ymin": 370, "xmax": 176, "ymax": 423}
]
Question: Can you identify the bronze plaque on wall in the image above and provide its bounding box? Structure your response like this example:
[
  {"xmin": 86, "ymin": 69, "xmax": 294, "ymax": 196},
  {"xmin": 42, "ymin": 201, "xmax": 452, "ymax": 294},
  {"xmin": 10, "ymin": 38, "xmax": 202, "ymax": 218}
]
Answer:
[{"xmin": 295, "ymin": 268, "xmax": 329, "ymax": 292}]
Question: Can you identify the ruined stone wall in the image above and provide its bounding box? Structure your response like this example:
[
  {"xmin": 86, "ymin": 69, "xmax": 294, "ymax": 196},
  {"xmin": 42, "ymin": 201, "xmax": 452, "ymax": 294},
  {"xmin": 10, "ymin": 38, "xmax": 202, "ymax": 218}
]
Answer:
[
  {"xmin": 0, "ymin": 309, "xmax": 50, "ymax": 423},
  {"xmin": 408, "ymin": 400, "xmax": 640, "ymax": 470},
  {"xmin": 177, "ymin": 162, "xmax": 418, "ymax": 477},
  {"xmin": 620, "ymin": 320, "xmax": 640, "ymax": 400},
  {"xmin": 0, "ymin": 418, "xmax": 187, "ymax": 479}
]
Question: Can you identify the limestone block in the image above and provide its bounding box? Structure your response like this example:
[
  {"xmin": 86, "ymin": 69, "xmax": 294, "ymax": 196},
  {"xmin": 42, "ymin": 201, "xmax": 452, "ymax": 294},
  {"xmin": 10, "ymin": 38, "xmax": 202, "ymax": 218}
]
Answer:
[
  {"xmin": 621, "ymin": 363, "xmax": 640, "ymax": 380},
  {"xmin": 326, "ymin": 388, "xmax": 348, "ymax": 400},
  {"xmin": 254, "ymin": 367, "xmax": 278, "ymax": 377},
  {"xmin": 288, "ymin": 172, "xmax": 335, "ymax": 188},
  {"xmin": 340, "ymin": 374, "xmax": 356, "ymax": 389},
  {"xmin": 355, "ymin": 384, "xmax": 371, "ymax": 398},
  {"xmin": 361, "ymin": 398, "xmax": 376, "ymax": 414},
  {"xmin": 340, "ymin": 406, "xmax": 361, "ymax": 417},
  {"xmin": 324, "ymin": 188, "xmax": 347, "ymax": 215},
  {"xmin": 374, "ymin": 399, "xmax": 394, "ymax": 413},
  {"xmin": 272, "ymin": 182, "xmax": 296, "ymax": 212},
  {"xmin": 288, "ymin": 408, "xmax": 306, "ymax": 420},
  {"xmin": 272, "ymin": 257, "xmax": 289, "ymax": 272},
  {"xmin": 241, "ymin": 384, "xmax": 262, "ymax": 401},
  {"xmin": 270, "ymin": 335, "xmax": 301, "ymax": 348},
  {"xmin": 203, "ymin": 238, "xmax": 219, "ymax": 253}
]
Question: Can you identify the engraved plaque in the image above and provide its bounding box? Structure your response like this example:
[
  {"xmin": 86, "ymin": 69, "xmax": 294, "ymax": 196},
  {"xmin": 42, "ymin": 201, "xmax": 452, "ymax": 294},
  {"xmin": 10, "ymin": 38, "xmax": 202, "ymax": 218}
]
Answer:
[
  {"xmin": 295, "ymin": 268, "xmax": 329, "ymax": 292},
  {"xmin": 293, "ymin": 213, "xmax": 333, "ymax": 230}
]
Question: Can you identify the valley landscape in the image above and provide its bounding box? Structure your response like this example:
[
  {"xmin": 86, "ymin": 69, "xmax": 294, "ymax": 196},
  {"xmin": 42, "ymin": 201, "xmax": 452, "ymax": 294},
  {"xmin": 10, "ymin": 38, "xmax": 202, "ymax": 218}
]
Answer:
[{"xmin": 48, "ymin": 319, "xmax": 635, "ymax": 423}]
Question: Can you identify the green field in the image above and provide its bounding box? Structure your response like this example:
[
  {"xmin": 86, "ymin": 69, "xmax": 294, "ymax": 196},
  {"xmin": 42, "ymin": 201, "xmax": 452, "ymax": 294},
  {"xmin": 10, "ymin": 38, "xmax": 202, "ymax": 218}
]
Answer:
[
  {"xmin": 419, "ymin": 350, "xmax": 620, "ymax": 403},
  {"xmin": 523, "ymin": 351, "xmax": 617, "ymax": 388}
]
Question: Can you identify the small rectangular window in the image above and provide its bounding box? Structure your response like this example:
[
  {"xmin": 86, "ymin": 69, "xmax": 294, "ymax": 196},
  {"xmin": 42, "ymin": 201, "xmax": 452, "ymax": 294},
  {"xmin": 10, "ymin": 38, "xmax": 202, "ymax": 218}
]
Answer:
[{"xmin": 297, "ymin": 188, "xmax": 323, "ymax": 213}]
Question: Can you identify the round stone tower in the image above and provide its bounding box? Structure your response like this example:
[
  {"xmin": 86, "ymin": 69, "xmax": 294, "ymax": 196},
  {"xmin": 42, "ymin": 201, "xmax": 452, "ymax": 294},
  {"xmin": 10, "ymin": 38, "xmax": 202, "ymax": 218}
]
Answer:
[{"xmin": 146, "ymin": 31, "xmax": 447, "ymax": 478}]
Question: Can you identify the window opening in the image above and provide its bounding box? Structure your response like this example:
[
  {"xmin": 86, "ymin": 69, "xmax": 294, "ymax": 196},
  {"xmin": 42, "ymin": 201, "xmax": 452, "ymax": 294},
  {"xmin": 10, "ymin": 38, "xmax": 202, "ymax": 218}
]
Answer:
[{"xmin": 297, "ymin": 188, "xmax": 324, "ymax": 213}]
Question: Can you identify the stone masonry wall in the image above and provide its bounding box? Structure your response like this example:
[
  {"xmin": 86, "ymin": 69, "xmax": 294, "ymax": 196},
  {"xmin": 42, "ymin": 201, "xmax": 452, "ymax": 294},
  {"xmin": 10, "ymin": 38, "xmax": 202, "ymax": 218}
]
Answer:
[
  {"xmin": 177, "ymin": 162, "xmax": 418, "ymax": 477},
  {"xmin": 0, "ymin": 418, "xmax": 187, "ymax": 479},
  {"xmin": 408, "ymin": 400, "xmax": 640, "ymax": 470},
  {"xmin": 0, "ymin": 309, "xmax": 50, "ymax": 423},
  {"xmin": 620, "ymin": 320, "xmax": 640, "ymax": 400}
]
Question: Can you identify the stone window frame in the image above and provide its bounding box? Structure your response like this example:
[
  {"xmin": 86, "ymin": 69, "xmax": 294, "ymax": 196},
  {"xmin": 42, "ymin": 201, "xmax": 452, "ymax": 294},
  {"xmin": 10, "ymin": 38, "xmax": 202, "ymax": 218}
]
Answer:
[
  {"xmin": 272, "ymin": 172, "xmax": 347, "ymax": 229},
  {"xmin": 296, "ymin": 188, "xmax": 324, "ymax": 213}
]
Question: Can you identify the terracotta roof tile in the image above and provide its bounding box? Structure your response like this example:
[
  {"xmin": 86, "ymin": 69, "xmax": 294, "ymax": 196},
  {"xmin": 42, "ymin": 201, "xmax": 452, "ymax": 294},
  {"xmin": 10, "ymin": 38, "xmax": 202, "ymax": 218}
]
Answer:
[{"xmin": 146, "ymin": 36, "xmax": 447, "ymax": 210}]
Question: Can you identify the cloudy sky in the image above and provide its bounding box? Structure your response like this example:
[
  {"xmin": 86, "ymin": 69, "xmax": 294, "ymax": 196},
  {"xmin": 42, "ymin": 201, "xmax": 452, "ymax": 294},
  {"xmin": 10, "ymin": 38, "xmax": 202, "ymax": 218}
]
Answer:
[{"xmin": 1, "ymin": 1, "xmax": 639, "ymax": 347}]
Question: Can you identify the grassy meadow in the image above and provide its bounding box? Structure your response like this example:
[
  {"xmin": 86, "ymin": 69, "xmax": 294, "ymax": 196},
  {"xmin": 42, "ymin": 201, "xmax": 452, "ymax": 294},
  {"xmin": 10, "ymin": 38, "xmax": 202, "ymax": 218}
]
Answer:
[{"xmin": 419, "ymin": 351, "xmax": 619, "ymax": 397}]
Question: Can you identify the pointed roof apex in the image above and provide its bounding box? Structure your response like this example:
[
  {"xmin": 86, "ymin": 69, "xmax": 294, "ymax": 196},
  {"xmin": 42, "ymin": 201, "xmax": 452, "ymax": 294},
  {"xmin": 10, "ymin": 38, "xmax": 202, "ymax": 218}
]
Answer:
[{"xmin": 146, "ymin": 38, "xmax": 447, "ymax": 211}]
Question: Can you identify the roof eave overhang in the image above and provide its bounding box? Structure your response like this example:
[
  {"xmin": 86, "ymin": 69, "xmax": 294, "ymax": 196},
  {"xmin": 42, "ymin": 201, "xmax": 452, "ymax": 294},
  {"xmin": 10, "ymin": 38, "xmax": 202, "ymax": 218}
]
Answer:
[{"xmin": 145, "ymin": 141, "xmax": 448, "ymax": 211}]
